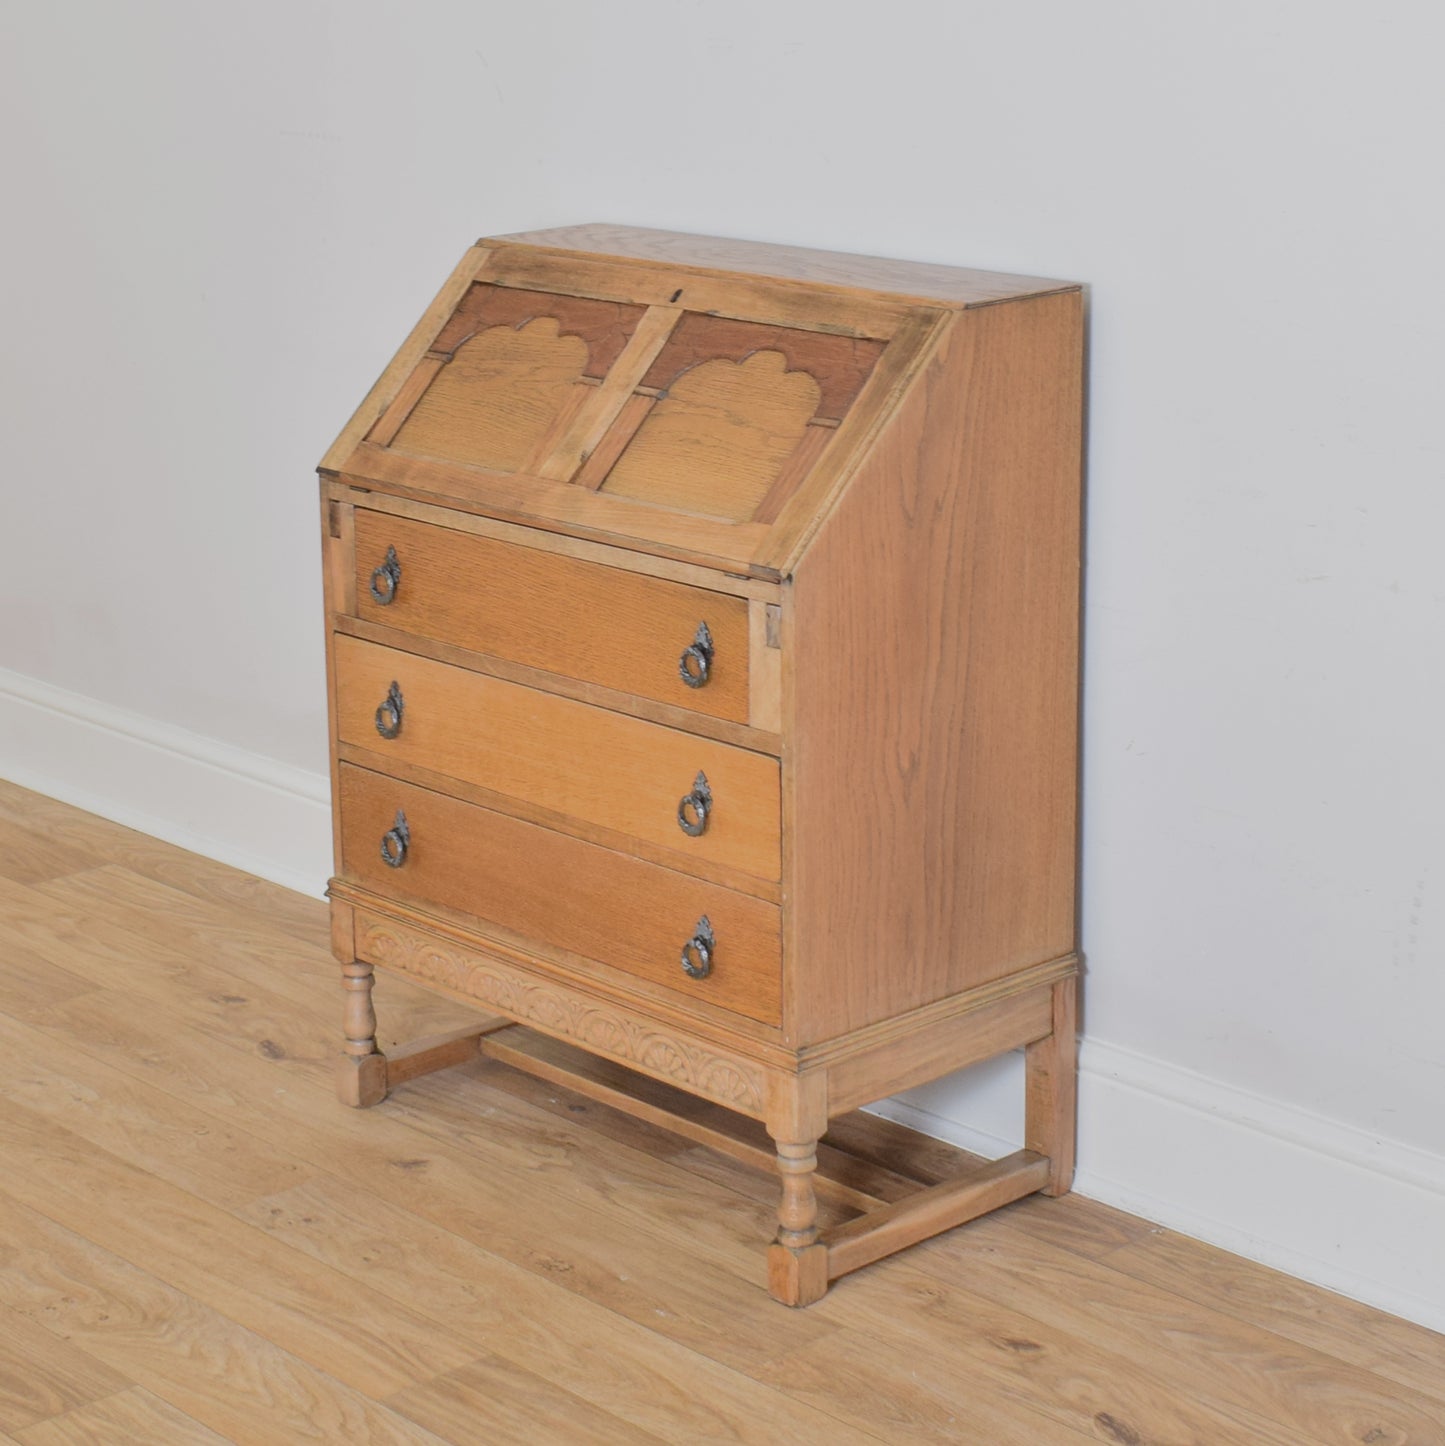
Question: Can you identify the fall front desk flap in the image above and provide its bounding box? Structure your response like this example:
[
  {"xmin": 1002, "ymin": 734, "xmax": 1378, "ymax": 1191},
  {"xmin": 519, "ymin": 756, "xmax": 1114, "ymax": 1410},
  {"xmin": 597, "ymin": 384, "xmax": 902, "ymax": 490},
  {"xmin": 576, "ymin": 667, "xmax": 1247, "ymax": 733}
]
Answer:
[{"xmin": 322, "ymin": 226, "xmax": 1072, "ymax": 578}]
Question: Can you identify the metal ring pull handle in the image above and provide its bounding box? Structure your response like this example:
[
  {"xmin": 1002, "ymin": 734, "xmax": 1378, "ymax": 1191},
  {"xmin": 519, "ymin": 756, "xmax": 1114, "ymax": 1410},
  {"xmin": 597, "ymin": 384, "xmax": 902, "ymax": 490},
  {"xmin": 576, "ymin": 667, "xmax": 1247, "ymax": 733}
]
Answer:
[
  {"xmin": 374, "ymin": 681, "xmax": 404, "ymax": 739},
  {"xmin": 379, "ymin": 809, "xmax": 410, "ymax": 869},
  {"xmin": 680, "ymin": 915, "xmax": 715, "ymax": 980},
  {"xmin": 369, "ymin": 545, "xmax": 402, "ymax": 605},
  {"xmin": 678, "ymin": 620, "xmax": 714, "ymax": 689},
  {"xmin": 676, "ymin": 771, "xmax": 712, "ymax": 837}
]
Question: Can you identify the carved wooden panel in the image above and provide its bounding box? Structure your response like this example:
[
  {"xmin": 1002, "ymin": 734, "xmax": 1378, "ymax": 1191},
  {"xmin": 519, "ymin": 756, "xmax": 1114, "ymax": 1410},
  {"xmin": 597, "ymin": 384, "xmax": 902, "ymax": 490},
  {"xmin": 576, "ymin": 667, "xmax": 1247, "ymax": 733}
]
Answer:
[
  {"xmin": 355, "ymin": 912, "xmax": 769, "ymax": 1116},
  {"xmin": 592, "ymin": 316, "xmax": 886, "ymax": 523},
  {"xmin": 599, "ymin": 352, "xmax": 823, "ymax": 522},
  {"xmin": 391, "ymin": 320, "xmax": 588, "ymax": 471},
  {"xmin": 639, "ymin": 315, "xmax": 885, "ymax": 423},
  {"xmin": 431, "ymin": 284, "xmax": 644, "ymax": 377},
  {"xmin": 388, "ymin": 284, "xmax": 646, "ymax": 472}
]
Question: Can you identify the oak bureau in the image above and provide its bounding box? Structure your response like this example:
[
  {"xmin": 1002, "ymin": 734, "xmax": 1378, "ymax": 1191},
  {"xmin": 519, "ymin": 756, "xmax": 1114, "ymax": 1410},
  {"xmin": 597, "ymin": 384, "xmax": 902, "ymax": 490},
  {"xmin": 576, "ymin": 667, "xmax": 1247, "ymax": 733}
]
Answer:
[{"xmin": 319, "ymin": 224, "xmax": 1083, "ymax": 1304}]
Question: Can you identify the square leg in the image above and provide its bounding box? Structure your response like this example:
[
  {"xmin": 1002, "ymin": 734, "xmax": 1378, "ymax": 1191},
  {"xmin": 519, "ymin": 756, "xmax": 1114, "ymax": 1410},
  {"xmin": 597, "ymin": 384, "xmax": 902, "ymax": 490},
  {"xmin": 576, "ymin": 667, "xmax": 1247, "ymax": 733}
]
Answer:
[{"xmin": 1025, "ymin": 975, "xmax": 1078, "ymax": 1195}]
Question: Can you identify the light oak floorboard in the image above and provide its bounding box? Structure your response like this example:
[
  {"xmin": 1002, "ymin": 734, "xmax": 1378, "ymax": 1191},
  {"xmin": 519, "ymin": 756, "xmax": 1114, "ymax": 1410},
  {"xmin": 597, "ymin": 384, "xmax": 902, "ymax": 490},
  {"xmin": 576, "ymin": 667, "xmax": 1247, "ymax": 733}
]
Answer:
[
  {"xmin": 384, "ymin": 1358, "xmax": 663, "ymax": 1446},
  {"xmin": 0, "ymin": 817, "xmax": 105, "ymax": 887},
  {"xmin": 13, "ymin": 1387, "xmax": 230, "ymax": 1445},
  {"xmin": 0, "ymin": 1104, "xmax": 477, "ymax": 1400},
  {"xmin": 0, "ymin": 1309, "xmax": 128, "ymax": 1435},
  {"xmin": 0, "ymin": 786, "xmax": 327, "ymax": 945},
  {"xmin": 896, "ymin": 1209, "xmax": 1445, "ymax": 1444},
  {"xmin": 2, "ymin": 959, "xmax": 847, "ymax": 1382},
  {"xmin": 0, "ymin": 1195, "xmax": 450, "ymax": 1445},
  {"xmin": 1100, "ymin": 1226, "xmax": 1445, "ymax": 1410},
  {"xmin": 236, "ymin": 1176, "xmax": 876, "ymax": 1445},
  {"xmin": 1, "ymin": 780, "xmax": 1441, "ymax": 1445}
]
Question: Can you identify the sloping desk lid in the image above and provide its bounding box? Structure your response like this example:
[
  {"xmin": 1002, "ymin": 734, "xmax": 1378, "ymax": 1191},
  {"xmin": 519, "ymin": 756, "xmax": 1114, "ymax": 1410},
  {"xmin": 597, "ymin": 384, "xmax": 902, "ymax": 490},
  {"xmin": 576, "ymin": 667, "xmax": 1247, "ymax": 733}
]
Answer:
[{"xmin": 321, "ymin": 226, "xmax": 1075, "ymax": 580}]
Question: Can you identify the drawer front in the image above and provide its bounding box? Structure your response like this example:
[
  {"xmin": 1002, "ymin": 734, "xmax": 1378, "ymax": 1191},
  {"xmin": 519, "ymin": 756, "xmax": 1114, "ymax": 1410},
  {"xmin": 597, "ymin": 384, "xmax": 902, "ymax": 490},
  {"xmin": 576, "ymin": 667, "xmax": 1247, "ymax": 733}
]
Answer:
[
  {"xmin": 338, "ymin": 764, "xmax": 781, "ymax": 1024},
  {"xmin": 352, "ymin": 511, "xmax": 751, "ymax": 722},
  {"xmin": 334, "ymin": 634, "xmax": 780, "ymax": 884}
]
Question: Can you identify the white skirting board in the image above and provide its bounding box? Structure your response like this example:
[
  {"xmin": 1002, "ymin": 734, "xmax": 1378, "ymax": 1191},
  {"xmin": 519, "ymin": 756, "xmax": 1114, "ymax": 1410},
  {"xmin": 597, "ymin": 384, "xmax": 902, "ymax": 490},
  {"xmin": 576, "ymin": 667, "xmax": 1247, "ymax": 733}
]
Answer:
[
  {"xmin": 874, "ymin": 1044, "xmax": 1445, "ymax": 1336},
  {"xmin": 0, "ymin": 665, "xmax": 331, "ymax": 900},
  {"xmin": 2, "ymin": 662, "xmax": 1442, "ymax": 1336}
]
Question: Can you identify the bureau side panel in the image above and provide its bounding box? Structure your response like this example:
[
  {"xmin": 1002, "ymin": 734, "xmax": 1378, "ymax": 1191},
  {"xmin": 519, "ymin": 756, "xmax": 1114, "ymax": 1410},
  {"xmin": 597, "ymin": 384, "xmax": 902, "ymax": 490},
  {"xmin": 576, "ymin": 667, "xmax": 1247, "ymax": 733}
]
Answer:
[{"xmin": 786, "ymin": 293, "xmax": 1083, "ymax": 1044}]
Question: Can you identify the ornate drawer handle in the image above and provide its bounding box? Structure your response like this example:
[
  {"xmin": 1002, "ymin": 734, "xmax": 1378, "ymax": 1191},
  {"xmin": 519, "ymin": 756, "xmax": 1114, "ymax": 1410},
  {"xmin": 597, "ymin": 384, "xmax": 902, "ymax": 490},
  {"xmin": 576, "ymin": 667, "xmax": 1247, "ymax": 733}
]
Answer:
[
  {"xmin": 678, "ymin": 621, "xmax": 714, "ymax": 689},
  {"xmin": 677, "ymin": 771, "xmax": 712, "ymax": 837},
  {"xmin": 374, "ymin": 681, "xmax": 404, "ymax": 739},
  {"xmin": 680, "ymin": 915, "xmax": 715, "ymax": 980},
  {"xmin": 379, "ymin": 810, "xmax": 410, "ymax": 868},
  {"xmin": 369, "ymin": 545, "xmax": 401, "ymax": 605}
]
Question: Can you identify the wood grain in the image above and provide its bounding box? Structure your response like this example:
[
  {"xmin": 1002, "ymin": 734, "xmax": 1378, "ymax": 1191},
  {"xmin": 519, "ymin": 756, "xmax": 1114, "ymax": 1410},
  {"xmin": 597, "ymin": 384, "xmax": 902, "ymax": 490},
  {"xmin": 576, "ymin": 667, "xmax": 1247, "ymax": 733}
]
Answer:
[
  {"xmin": 350, "ymin": 509, "xmax": 753, "ymax": 721},
  {"xmin": 333, "ymin": 634, "xmax": 781, "ymax": 884},
  {"xmin": 14, "ymin": 1388, "xmax": 231, "ymax": 1445},
  {"xmin": 1, "ymin": 783, "xmax": 1441, "ymax": 1446},
  {"xmin": 747, "ymin": 598, "xmax": 782, "ymax": 733},
  {"xmin": 770, "ymin": 1269, "xmax": 1311, "ymax": 1446},
  {"xmin": 326, "ymin": 478, "xmax": 780, "ymax": 600},
  {"xmin": 236, "ymin": 1175, "xmax": 879, "ymax": 1445},
  {"xmin": 530, "ymin": 303, "xmax": 679, "ymax": 482},
  {"xmin": 0, "ymin": 1105, "xmax": 476, "ymax": 1398},
  {"xmin": 0, "ymin": 784, "xmax": 328, "ymax": 947},
  {"xmin": 787, "ymin": 292, "xmax": 1083, "ymax": 1041},
  {"xmin": 473, "ymin": 245, "xmax": 917, "ymax": 339},
  {"xmin": 572, "ymin": 390, "xmax": 654, "ymax": 490},
  {"xmin": 319, "ymin": 244, "xmax": 488, "ymax": 475},
  {"xmin": 429, "ymin": 283, "xmax": 644, "ymax": 376},
  {"xmin": 637, "ymin": 313, "xmax": 884, "ymax": 421},
  {"xmin": 366, "ymin": 356, "xmax": 445, "ymax": 449},
  {"xmin": 347, "ymin": 907, "xmax": 775, "ymax": 1116},
  {"xmin": 0, "ymin": 818, "xmax": 103, "ymax": 887},
  {"xmin": 910, "ymin": 1209, "xmax": 1445, "ymax": 1445},
  {"xmin": 341, "ymin": 436, "xmax": 781, "ymax": 578},
  {"xmin": 751, "ymin": 422, "xmax": 834, "ymax": 526},
  {"xmin": 0, "ymin": 1196, "xmax": 451, "ymax": 1445},
  {"xmin": 486, "ymin": 224, "xmax": 1077, "ymax": 308},
  {"xmin": 1099, "ymin": 1226, "xmax": 1445, "ymax": 1409},
  {"xmin": 385, "ymin": 1358, "xmax": 652, "ymax": 1446},
  {"xmin": 337, "ymin": 616, "xmax": 780, "ymax": 759},
  {"xmin": 340, "ymin": 440, "xmax": 777, "ymax": 577},
  {"xmin": 338, "ymin": 766, "xmax": 783, "ymax": 1025},
  {"xmin": 823, "ymin": 1150, "xmax": 1050, "ymax": 1279},
  {"xmin": 1026, "ymin": 974, "xmax": 1078, "ymax": 1194},
  {"xmin": 754, "ymin": 306, "xmax": 946, "ymax": 576},
  {"xmin": 825, "ymin": 984, "xmax": 1055, "ymax": 1114},
  {"xmin": 600, "ymin": 350, "xmax": 823, "ymax": 522},
  {"xmin": 391, "ymin": 319, "xmax": 592, "ymax": 472},
  {"xmin": 0, "ymin": 1308, "xmax": 128, "ymax": 1435}
]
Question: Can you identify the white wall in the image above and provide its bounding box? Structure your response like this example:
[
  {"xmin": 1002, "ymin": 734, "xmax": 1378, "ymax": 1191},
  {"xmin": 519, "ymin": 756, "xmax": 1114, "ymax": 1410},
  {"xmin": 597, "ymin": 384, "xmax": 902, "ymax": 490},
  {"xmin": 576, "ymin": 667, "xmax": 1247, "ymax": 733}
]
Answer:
[{"xmin": 3, "ymin": 2, "xmax": 1442, "ymax": 1329}]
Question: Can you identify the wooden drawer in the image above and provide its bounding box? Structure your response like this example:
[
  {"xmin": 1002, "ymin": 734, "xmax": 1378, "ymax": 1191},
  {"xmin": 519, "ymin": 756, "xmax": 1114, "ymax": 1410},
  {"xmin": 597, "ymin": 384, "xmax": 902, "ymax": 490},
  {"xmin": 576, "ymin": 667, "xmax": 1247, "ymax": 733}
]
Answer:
[
  {"xmin": 337, "ymin": 764, "xmax": 781, "ymax": 1024},
  {"xmin": 333, "ymin": 634, "xmax": 780, "ymax": 885},
  {"xmin": 351, "ymin": 510, "xmax": 751, "ymax": 722}
]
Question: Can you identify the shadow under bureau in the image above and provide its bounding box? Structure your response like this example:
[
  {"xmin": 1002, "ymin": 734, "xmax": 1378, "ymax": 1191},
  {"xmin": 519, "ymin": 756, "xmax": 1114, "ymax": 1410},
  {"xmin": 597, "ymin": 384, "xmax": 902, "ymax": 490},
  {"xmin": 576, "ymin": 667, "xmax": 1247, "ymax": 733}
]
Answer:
[{"xmin": 319, "ymin": 224, "xmax": 1083, "ymax": 1305}]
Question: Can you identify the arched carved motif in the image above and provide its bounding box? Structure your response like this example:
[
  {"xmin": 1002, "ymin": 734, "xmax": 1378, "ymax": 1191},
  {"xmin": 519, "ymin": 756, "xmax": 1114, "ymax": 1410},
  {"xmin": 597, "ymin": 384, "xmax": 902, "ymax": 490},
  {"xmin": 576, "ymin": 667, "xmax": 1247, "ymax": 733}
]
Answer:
[
  {"xmin": 431, "ymin": 284, "xmax": 643, "ymax": 378},
  {"xmin": 639, "ymin": 314, "xmax": 884, "ymax": 422},
  {"xmin": 600, "ymin": 350, "xmax": 823, "ymax": 522},
  {"xmin": 392, "ymin": 318, "xmax": 589, "ymax": 471}
]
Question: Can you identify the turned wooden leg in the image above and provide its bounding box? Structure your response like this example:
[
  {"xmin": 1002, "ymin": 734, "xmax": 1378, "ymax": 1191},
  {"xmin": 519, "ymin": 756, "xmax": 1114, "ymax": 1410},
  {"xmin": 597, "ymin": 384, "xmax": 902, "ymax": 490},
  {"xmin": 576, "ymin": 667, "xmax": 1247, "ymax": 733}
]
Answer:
[
  {"xmin": 1025, "ymin": 974, "xmax": 1078, "ymax": 1195},
  {"xmin": 336, "ymin": 958, "xmax": 388, "ymax": 1108},
  {"xmin": 767, "ymin": 1136, "xmax": 829, "ymax": 1306},
  {"xmin": 765, "ymin": 1070, "xmax": 830, "ymax": 1305}
]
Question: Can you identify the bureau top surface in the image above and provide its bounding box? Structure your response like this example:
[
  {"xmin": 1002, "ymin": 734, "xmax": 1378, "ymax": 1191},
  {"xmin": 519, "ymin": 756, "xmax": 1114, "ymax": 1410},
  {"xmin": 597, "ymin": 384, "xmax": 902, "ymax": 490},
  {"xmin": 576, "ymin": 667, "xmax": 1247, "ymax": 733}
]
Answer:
[
  {"xmin": 322, "ymin": 225, "xmax": 1080, "ymax": 578},
  {"xmin": 487, "ymin": 224, "xmax": 1077, "ymax": 308}
]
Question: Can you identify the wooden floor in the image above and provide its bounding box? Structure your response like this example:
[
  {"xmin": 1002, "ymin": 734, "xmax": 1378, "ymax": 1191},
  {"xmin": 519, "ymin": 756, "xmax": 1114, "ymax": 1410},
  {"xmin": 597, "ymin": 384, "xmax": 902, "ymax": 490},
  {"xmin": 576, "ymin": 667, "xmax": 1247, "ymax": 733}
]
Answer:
[{"xmin": 0, "ymin": 782, "xmax": 1441, "ymax": 1444}]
